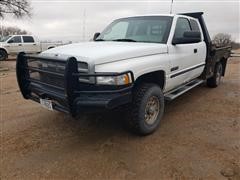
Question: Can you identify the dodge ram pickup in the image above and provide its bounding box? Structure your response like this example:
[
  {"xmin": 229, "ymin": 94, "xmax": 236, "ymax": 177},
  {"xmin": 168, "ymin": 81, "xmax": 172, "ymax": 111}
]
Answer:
[
  {"xmin": 0, "ymin": 35, "xmax": 63, "ymax": 61},
  {"xmin": 16, "ymin": 12, "xmax": 231, "ymax": 135}
]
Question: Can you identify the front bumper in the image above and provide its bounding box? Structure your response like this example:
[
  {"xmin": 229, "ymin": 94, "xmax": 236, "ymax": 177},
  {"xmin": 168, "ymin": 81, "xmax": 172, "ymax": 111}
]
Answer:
[{"xmin": 16, "ymin": 53, "xmax": 134, "ymax": 116}]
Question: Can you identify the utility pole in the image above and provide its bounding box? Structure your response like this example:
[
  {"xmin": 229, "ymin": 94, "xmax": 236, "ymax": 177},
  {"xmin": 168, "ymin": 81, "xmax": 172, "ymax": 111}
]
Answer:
[{"xmin": 170, "ymin": 0, "xmax": 173, "ymax": 14}]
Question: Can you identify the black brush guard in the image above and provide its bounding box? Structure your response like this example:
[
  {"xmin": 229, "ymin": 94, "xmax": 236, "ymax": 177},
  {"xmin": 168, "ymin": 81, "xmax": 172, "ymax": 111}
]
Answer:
[{"xmin": 16, "ymin": 52, "xmax": 134, "ymax": 116}]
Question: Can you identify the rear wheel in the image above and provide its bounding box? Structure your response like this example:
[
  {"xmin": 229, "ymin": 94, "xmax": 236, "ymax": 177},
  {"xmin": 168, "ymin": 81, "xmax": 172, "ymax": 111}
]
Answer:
[
  {"xmin": 126, "ymin": 83, "xmax": 165, "ymax": 135},
  {"xmin": 0, "ymin": 49, "xmax": 7, "ymax": 61},
  {"xmin": 207, "ymin": 63, "xmax": 223, "ymax": 88}
]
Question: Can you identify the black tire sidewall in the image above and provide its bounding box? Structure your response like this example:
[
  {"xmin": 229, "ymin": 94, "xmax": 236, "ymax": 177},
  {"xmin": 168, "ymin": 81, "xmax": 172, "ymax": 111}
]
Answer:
[
  {"xmin": 0, "ymin": 50, "xmax": 7, "ymax": 61},
  {"xmin": 207, "ymin": 62, "xmax": 223, "ymax": 88},
  {"xmin": 136, "ymin": 85, "xmax": 164, "ymax": 134}
]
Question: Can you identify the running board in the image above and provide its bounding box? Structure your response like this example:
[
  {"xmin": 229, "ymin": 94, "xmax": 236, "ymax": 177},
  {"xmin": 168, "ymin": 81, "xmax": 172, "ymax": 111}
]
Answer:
[{"xmin": 164, "ymin": 79, "xmax": 204, "ymax": 101}]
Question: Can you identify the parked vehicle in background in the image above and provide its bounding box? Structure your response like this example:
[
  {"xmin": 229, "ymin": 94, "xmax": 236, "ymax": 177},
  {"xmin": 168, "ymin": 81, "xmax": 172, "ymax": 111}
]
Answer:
[
  {"xmin": 16, "ymin": 12, "xmax": 231, "ymax": 135},
  {"xmin": 0, "ymin": 35, "xmax": 63, "ymax": 60}
]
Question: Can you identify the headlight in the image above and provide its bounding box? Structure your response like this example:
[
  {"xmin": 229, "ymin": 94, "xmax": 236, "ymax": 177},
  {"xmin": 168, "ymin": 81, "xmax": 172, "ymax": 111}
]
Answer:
[{"xmin": 96, "ymin": 73, "xmax": 131, "ymax": 85}]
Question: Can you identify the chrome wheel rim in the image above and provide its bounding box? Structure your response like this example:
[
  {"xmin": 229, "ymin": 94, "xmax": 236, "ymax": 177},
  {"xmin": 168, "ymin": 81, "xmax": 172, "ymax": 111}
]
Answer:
[{"xmin": 144, "ymin": 96, "xmax": 160, "ymax": 125}]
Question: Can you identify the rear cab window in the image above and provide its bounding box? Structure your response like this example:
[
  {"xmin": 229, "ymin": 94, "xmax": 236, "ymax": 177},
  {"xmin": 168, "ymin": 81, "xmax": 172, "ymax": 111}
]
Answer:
[{"xmin": 23, "ymin": 36, "xmax": 35, "ymax": 43}]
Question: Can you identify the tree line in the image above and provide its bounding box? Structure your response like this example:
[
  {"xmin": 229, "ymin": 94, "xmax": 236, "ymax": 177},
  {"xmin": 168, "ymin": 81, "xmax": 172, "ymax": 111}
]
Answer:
[
  {"xmin": 0, "ymin": 26, "xmax": 28, "ymax": 36},
  {"xmin": 212, "ymin": 33, "xmax": 240, "ymax": 49}
]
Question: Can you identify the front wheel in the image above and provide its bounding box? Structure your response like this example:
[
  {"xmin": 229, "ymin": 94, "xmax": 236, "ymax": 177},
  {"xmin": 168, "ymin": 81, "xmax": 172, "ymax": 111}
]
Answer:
[
  {"xmin": 126, "ymin": 83, "xmax": 165, "ymax": 135},
  {"xmin": 207, "ymin": 63, "xmax": 223, "ymax": 88}
]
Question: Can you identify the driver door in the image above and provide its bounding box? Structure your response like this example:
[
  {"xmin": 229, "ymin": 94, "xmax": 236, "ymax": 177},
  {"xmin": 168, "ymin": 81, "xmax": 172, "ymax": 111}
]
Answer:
[
  {"xmin": 167, "ymin": 17, "xmax": 206, "ymax": 90},
  {"xmin": 7, "ymin": 36, "xmax": 23, "ymax": 54}
]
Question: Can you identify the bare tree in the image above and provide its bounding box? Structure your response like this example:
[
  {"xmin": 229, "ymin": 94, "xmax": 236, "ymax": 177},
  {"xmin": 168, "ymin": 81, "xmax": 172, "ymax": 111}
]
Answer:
[
  {"xmin": 0, "ymin": 0, "xmax": 31, "ymax": 18},
  {"xmin": 0, "ymin": 26, "xmax": 28, "ymax": 36},
  {"xmin": 212, "ymin": 33, "xmax": 231, "ymax": 47}
]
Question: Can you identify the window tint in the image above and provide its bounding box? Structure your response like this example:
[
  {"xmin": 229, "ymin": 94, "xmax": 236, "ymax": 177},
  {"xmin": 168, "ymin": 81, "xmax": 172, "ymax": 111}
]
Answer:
[
  {"xmin": 9, "ymin": 36, "xmax": 22, "ymax": 43},
  {"xmin": 174, "ymin": 18, "xmax": 191, "ymax": 38},
  {"xmin": 23, "ymin": 36, "xmax": 34, "ymax": 43},
  {"xmin": 190, "ymin": 19, "xmax": 200, "ymax": 32}
]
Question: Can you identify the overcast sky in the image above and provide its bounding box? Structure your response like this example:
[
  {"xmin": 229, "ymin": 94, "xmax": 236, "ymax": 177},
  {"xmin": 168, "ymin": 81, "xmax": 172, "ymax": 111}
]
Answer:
[{"xmin": 1, "ymin": 0, "xmax": 240, "ymax": 42}]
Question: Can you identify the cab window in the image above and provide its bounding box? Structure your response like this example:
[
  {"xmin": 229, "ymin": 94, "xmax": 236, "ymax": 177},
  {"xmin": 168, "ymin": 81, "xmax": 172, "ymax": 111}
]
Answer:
[
  {"xmin": 8, "ymin": 36, "xmax": 22, "ymax": 43},
  {"xmin": 23, "ymin": 36, "xmax": 35, "ymax": 43},
  {"xmin": 174, "ymin": 18, "xmax": 191, "ymax": 38},
  {"xmin": 189, "ymin": 19, "xmax": 200, "ymax": 32}
]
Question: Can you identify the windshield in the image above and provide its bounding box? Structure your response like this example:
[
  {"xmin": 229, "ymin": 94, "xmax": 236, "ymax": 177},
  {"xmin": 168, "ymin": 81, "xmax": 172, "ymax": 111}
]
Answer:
[
  {"xmin": 0, "ymin": 35, "xmax": 12, "ymax": 42},
  {"xmin": 96, "ymin": 16, "xmax": 173, "ymax": 44}
]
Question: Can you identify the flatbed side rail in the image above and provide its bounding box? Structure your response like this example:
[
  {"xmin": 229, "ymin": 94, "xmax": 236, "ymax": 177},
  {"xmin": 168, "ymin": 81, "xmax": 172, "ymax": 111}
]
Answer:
[{"xmin": 214, "ymin": 46, "xmax": 232, "ymax": 51}]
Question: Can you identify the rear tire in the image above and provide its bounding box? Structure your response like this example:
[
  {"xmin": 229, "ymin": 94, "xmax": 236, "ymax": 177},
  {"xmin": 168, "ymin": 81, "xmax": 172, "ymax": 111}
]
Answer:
[
  {"xmin": 207, "ymin": 63, "xmax": 223, "ymax": 88},
  {"xmin": 126, "ymin": 83, "xmax": 165, "ymax": 135},
  {"xmin": 0, "ymin": 49, "xmax": 7, "ymax": 61}
]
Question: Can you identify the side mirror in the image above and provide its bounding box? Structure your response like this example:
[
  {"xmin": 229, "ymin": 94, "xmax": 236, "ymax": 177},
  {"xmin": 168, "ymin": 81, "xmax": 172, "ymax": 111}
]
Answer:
[
  {"xmin": 172, "ymin": 31, "xmax": 201, "ymax": 45},
  {"xmin": 8, "ymin": 39, "xmax": 14, "ymax": 43},
  {"xmin": 93, "ymin": 32, "xmax": 100, "ymax": 41}
]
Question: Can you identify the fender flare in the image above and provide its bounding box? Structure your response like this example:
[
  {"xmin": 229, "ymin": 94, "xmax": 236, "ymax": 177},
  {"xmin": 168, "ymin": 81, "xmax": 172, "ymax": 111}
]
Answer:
[
  {"xmin": 134, "ymin": 69, "xmax": 166, "ymax": 90},
  {"xmin": 0, "ymin": 47, "xmax": 8, "ymax": 55}
]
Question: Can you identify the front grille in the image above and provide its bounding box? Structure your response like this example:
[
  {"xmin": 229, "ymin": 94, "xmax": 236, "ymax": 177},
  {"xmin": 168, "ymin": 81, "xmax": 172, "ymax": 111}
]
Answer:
[
  {"xmin": 28, "ymin": 59, "xmax": 66, "ymax": 88},
  {"xmin": 27, "ymin": 59, "xmax": 90, "ymax": 88}
]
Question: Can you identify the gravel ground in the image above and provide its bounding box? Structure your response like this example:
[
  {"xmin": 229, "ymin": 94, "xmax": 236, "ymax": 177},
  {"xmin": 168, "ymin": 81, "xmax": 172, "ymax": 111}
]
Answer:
[{"xmin": 0, "ymin": 56, "xmax": 239, "ymax": 179}]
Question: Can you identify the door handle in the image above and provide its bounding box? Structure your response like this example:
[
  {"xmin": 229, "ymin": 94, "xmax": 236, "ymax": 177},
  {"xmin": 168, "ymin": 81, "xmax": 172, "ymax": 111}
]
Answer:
[
  {"xmin": 33, "ymin": 43, "xmax": 36, "ymax": 45},
  {"xmin": 18, "ymin": 44, "xmax": 22, "ymax": 46},
  {"xmin": 194, "ymin": 49, "xmax": 198, "ymax": 53}
]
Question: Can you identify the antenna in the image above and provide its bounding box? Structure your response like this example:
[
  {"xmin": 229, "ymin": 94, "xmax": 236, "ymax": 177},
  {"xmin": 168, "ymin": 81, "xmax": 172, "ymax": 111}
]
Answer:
[{"xmin": 170, "ymin": 0, "xmax": 173, "ymax": 14}]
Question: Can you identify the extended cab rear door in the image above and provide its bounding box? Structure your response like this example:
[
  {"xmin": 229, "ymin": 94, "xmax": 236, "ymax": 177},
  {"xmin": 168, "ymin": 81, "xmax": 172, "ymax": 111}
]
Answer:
[
  {"xmin": 166, "ymin": 16, "xmax": 206, "ymax": 91},
  {"xmin": 22, "ymin": 36, "xmax": 41, "ymax": 53}
]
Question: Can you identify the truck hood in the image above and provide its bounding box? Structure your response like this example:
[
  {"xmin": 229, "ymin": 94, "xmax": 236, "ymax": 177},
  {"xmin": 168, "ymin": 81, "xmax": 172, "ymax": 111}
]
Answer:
[{"xmin": 41, "ymin": 41, "xmax": 168, "ymax": 65}]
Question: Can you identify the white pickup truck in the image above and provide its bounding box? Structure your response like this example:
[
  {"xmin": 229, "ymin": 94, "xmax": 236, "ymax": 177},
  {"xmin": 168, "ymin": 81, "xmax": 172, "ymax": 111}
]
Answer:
[
  {"xmin": 0, "ymin": 35, "xmax": 63, "ymax": 61},
  {"xmin": 16, "ymin": 12, "xmax": 231, "ymax": 135}
]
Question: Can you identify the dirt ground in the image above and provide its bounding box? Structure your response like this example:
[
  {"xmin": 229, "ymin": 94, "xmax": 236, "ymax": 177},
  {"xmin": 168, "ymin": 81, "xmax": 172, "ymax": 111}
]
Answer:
[{"xmin": 0, "ymin": 55, "xmax": 239, "ymax": 179}]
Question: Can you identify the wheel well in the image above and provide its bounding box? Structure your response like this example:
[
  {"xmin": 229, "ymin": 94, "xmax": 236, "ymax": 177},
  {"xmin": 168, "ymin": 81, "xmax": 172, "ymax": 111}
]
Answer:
[
  {"xmin": 219, "ymin": 58, "xmax": 227, "ymax": 76},
  {"xmin": 0, "ymin": 48, "xmax": 8, "ymax": 59},
  {"xmin": 134, "ymin": 71, "xmax": 165, "ymax": 90},
  {"xmin": 0, "ymin": 48, "xmax": 8, "ymax": 55}
]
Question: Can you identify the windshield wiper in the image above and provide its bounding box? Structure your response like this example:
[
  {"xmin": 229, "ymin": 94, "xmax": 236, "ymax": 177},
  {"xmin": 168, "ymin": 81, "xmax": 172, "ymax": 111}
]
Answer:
[{"xmin": 112, "ymin": 38, "xmax": 136, "ymax": 42}]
